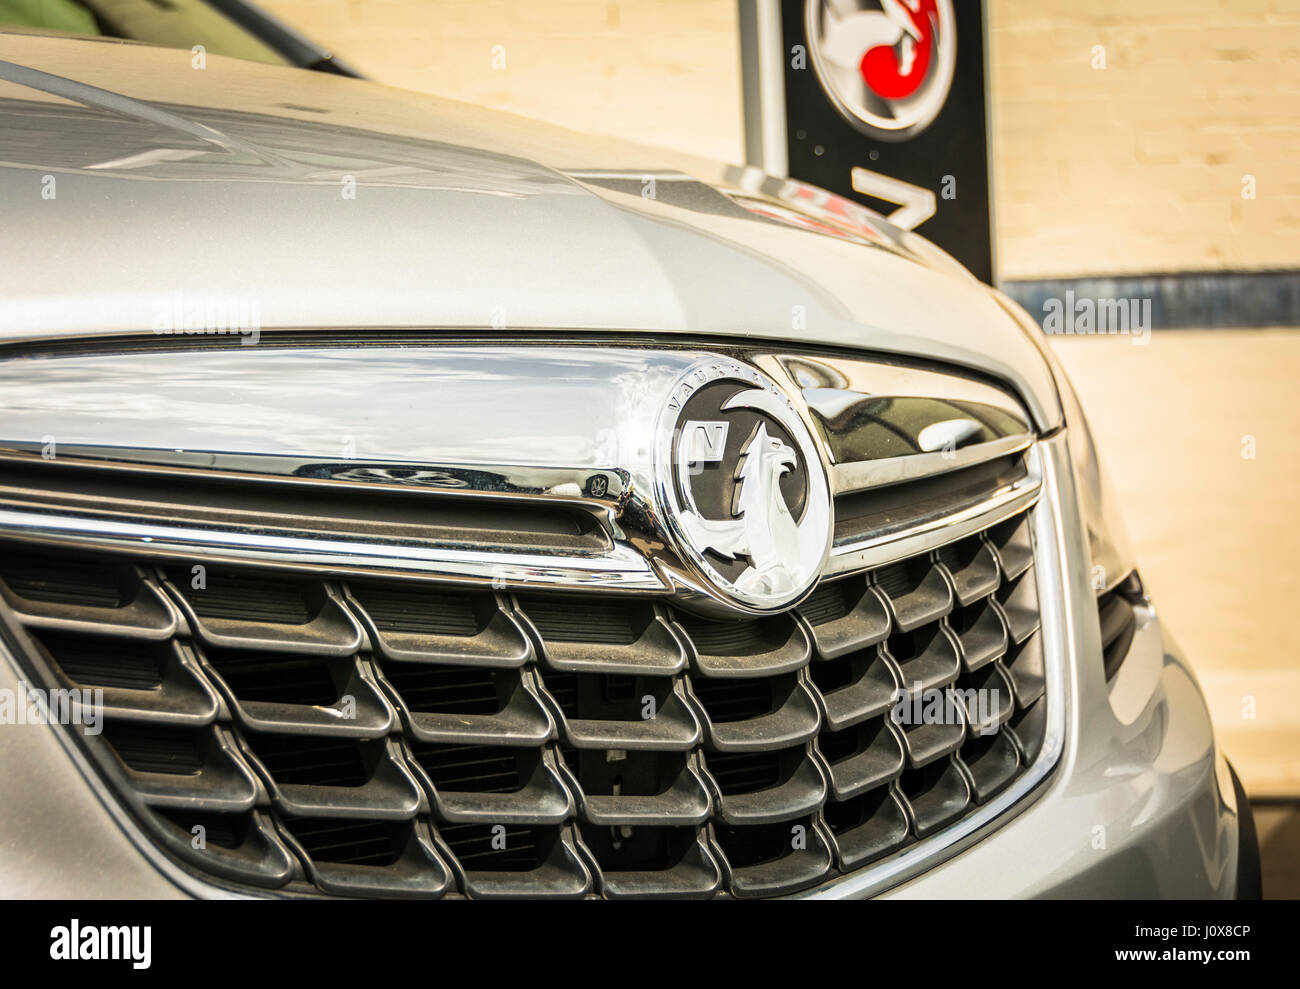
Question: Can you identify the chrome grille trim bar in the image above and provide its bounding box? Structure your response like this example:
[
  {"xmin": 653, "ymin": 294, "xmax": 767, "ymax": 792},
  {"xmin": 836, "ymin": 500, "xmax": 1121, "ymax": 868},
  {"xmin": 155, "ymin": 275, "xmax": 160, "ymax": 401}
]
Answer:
[
  {"xmin": 827, "ymin": 444, "xmax": 1043, "ymax": 578},
  {"xmin": 0, "ymin": 508, "xmax": 668, "ymax": 591},
  {"xmin": 0, "ymin": 445, "xmax": 631, "ymax": 504},
  {"xmin": 831, "ymin": 432, "xmax": 1033, "ymax": 495},
  {"xmin": 0, "ymin": 441, "xmax": 1041, "ymax": 593}
]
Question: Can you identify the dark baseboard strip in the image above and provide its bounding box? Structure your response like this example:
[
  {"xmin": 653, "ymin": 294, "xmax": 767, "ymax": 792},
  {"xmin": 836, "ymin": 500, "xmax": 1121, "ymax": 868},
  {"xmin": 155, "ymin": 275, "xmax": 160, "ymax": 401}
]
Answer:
[{"xmin": 1000, "ymin": 269, "xmax": 1300, "ymax": 331}]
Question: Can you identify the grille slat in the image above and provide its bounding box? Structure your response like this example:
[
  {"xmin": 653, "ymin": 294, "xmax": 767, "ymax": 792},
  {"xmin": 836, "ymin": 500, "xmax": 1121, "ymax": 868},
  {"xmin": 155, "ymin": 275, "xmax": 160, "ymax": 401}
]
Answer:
[
  {"xmin": 677, "ymin": 614, "xmax": 811, "ymax": 678},
  {"xmin": 346, "ymin": 583, "xmax": 532, "ymax": 669},
  {"xmin": 798, "ymin": 578, "xmax": 891, "ymax": 660},
  {"xmin": 937, "ymin": 537, "xmax": 1002, "ymax": 606},
  {"xmin": 819, "ymin": 717, "xmax": 906, "ymax": 801},
  {"xmin": 874, "ymin": 558, "xmax": 954, "ymax": 632},
  {"xmin": 706, "ymin": 748, "xmax": 828, "ymax": 827},
  {"xmin": 164, "ymin": 569, "xmax": 363, "ymax": 657},
  {"xmin": 823, "ymin": 787, "xmax": 911, "ymax": 871},
  {"xmin": 580, "ymin": 825, "xmax": 721, "ymax": 898}
]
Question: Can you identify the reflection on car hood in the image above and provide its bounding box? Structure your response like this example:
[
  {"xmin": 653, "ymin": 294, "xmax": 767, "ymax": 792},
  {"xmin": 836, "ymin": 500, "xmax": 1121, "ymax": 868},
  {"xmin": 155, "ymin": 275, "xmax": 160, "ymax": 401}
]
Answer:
[{"xmin": 0, "ymin": 32, "xmax": 1059, "ymax": 429}]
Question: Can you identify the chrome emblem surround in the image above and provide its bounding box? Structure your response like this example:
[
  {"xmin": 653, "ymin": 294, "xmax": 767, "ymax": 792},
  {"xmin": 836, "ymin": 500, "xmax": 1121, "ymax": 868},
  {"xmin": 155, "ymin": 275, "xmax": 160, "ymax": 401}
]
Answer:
[{"xmin": 654, "ymin": 358, "xmax": 833, "ymax": 614}]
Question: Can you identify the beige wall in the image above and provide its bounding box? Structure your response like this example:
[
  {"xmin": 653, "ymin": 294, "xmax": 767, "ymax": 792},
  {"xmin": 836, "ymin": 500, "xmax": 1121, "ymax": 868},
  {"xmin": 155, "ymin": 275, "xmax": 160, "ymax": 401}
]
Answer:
[
  {"xmin": 262, "ymin": 0, "xmax": 1300, "ymax": 280},
  {"xmin": 263, "ymin": 0, "xmax": 744, "ymax": 167},
  {"xmin": 990, "ymin": 0, "xmax": 1300, "ymax": 278}
]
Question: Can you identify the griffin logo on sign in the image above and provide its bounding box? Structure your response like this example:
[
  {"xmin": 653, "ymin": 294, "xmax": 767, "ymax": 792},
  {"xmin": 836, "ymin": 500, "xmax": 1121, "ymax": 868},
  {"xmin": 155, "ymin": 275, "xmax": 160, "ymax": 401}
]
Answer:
[
  {"xmin": 656, "ymin": 361, "xmax": 831, "ymax": 613},
  {"xmin": 806, "ymin": 0, "xmax": 957, "ymax": 141}
]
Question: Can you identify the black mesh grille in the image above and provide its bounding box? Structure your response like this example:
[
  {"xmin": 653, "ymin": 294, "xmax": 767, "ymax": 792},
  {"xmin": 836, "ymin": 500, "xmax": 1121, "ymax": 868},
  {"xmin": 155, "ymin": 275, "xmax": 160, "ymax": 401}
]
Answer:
[
  {"xmin": 0, "ymin": 503, "xmax": 1047, "ymax": 898},
  {"xmin": 439, "ymin": 824, "xmax": 545, "ymax": 871},
  {"xmin": 1098, "ymin": 575, "xmax": 1141, "ymax": 681},
  {"xmin": 283, "ymin": 818, "xmax": 403, "ymax": 866},
  {"xmin": 105, "ymin": 724, "xmax": 204, "ymax": 775},
  {"xmin": 706, "ymin": 750, "xmax": 784, "ymax": 794},
  {"xmin": 38, "ymin": 630, "xmax": 165, "ymax": 689},
  {"xmin": 523, "ymin": 597, "xmax": 638, "ymax": 645},
  {"xmin": 676, "ymin": 617, "xmax": 768, "ymax": 655},
  {"xmin": 411, "ymin": 743, "xmax": 523, "ymax": 793},
  {"xmin": 167, "ymin": 568, "xmax": 313, "ymax": 624},
  {"xmin": 203, "ymin": 649, "xmax": 339, "ymax": 706},
  {"xmin": 245, "ymin": 734, "xmax": 371, "ymax": 788},
  {"xmin": 689, "ymin": 676, "xmax": 774, "ymax": 722},
  {"xmin": 0, "ymin": 548, "xmax": 124, "ymax": 607},
  {"xmin": 795, "ymin": 581, "xmax": 852, "ymax": 626},
  {"xmin": 380, "ymin": 663, "xmax": 502, "ymax": 714},
  {"xmin": 347, "ymin": 583, "xmax": 483, "ymax": 637}
]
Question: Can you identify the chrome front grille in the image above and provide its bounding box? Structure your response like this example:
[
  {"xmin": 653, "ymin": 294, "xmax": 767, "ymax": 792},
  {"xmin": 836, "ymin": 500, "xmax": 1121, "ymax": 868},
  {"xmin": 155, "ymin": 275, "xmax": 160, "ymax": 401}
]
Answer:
[
  {"xmin": 0, "ymin": 340, "xmax": 1057, "ymax": 896},
  {"xmin": 0, "ymin": 501, "xmax": 1047, "ymax": 898}
]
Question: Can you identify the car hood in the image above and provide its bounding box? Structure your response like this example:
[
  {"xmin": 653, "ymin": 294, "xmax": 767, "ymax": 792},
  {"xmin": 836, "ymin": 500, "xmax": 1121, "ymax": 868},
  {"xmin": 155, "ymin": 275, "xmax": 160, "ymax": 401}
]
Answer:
[{"xmin": 0, "ymin": 32, "xmax": 1060, "ymax": 429}]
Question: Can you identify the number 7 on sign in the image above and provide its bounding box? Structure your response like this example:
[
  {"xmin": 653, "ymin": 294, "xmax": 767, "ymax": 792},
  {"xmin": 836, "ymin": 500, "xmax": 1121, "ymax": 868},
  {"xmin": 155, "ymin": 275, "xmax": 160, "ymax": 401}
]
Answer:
[{"xmin": 850, "ymin": 167, "xmax": 937, "ymax": 231}]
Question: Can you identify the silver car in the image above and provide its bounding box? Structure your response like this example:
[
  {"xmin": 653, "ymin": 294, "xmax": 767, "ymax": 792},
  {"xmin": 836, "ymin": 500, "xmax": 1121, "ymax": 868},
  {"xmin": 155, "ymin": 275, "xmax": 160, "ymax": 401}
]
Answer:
[{"xmin": 0, "ymin": 27, "xmax": 1259, "ymax": 899}]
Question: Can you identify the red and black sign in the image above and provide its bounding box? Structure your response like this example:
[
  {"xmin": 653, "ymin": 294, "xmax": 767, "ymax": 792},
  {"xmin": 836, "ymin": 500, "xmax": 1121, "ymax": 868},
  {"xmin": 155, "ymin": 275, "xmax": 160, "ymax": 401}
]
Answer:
[{"xmin": 747, "ymin": 1, "xmax": 994, "ymax": 282}]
